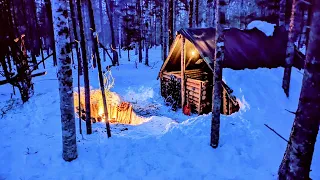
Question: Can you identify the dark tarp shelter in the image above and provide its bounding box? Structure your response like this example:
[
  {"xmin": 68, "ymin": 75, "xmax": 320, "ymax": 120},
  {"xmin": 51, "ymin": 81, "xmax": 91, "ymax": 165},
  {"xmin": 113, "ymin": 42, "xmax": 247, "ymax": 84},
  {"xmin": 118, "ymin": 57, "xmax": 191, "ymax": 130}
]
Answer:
[
  {"xmin": 158, "ymin": 26, "xmax": 305, "ymax": 115},
  {"xmin": 160, "ymin": 26, "xmax": 305, "ymax": 73}
]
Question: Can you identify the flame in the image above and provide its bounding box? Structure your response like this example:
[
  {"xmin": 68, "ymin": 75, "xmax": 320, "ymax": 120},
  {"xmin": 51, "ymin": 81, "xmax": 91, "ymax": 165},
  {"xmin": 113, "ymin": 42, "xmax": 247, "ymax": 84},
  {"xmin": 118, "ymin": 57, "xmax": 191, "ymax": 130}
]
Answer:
[
  {"xmin": 98, "ymin": 108, "xmax": 104, "ymax": 117},
  {"xmin": 74, "ymin": 89, "xmax": 145, "ymax": 125}
]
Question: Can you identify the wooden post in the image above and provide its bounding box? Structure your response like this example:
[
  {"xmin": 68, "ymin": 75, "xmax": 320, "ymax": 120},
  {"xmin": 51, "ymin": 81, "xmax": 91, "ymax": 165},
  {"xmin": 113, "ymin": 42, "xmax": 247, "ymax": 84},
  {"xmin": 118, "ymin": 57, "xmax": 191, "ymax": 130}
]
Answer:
[
  {"xmin": 181, "ymin": 36, "xmax": 186, "ymax": 108},
  {"xmin": 198, "ymin": 82, "xmax": 202, "ymax": 114}
]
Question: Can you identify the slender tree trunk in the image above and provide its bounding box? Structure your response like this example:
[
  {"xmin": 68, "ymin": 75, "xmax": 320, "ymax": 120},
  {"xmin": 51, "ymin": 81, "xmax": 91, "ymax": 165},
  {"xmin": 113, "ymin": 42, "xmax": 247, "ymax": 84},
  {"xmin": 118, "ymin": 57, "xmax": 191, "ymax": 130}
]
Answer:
[
  {"xmin": 105, "ymin": 0, "xmax": 118, "ymax": 66},
  {"xmin": 40, "ymin": 38, "xmax": 46, "ymax": 69},
  {"xmin": 86, "ymin": 0, "xmax": 97, "ymax": 68},
  {"xmin": 163, "ymin": 0, "xmax": 168, "ymax": 61},
  {"xmin": 31, "ymin": 0, "xmax": 40, "ymax": 70},
  {"xmin": 160, "ymin": 0, "xmax": 164, "ymax": 61},
  {"xmin": 305, "ymin": 1, "xmax": 313, "ymax": 51},
  {"xmin": 282, "ymin": 0, "xmax": 297, "ymax": 97},
  {"xmin": 181, "ymin": 36, "xmax": 186, "ymax": 108},
  {"xmin": 69, "ymin": 0, "xmax": 82, "ymax": 74},
  {"xmin": 168, "ymin": 0, "xmax": 174, "ymax": 48},
  {"xmin": 137, "ymin": 0, "xmax": 143, "ymax": 63},
  {"xmin": 127, "ymin": 49, "xmax": 130, "ymax": 61},
  {"xmin": 195, "ymin": 0, "xmax": 199, "ymax": 27},
  {"xmin": 279, "ymin": 0, "xmax": 287, "ymax": 27},
  {"xmin": 210, "ymin": 0, "xmax": 223, "ymax": 149},
  {"xmin": 118, "ymin": 17, "xmax": 122, "ymax": 59},
  {"xmin": 77, "ymin": 0, "xmax": 92, "ymax": 134},
  {"xmin": 144, "ymin": 1, "xmax": 150, "ymax": 66},
  {"xmin": 99, "ymin": 0, "xmax": 106, "ymax": 62},
  {"xmin": 77, "ymin": 49, "xmax": 82, "ymax": 135},
  {"xmin": 44, "ymin": 0, "xmax": 57, "ymax": 66},
  {"xmin": 51, "ymin": 0, "xmax": 78, "ymax": 161},
  {"xmin": 154, "ymin": 14, "xmax": 157, "ymax": 46},
  {"xmin": 206, "ymin": 0, "xmax": 214, "ymax": 27},
  {"xmin": 278, "ymin": 1, "xmax": 320, "ymax": 178},
  {"xmin": 88, "ymin": 0, "xmax": 112, "ymax": 137},
  {"xmin": 189, "ymin": 0, "xmax": 194, "ymax": 28},
  {"xmin": 135, "ymin": 42, "xmax": 138, "ymax": 55}
]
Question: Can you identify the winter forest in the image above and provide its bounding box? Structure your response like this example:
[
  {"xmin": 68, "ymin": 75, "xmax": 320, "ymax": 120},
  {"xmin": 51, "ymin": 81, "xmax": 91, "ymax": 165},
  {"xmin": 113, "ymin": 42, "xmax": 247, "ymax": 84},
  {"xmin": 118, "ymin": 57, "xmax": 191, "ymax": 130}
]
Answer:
[{"xmin": 0, "ymin": 0, "xmax": 320, "ymax": 179}]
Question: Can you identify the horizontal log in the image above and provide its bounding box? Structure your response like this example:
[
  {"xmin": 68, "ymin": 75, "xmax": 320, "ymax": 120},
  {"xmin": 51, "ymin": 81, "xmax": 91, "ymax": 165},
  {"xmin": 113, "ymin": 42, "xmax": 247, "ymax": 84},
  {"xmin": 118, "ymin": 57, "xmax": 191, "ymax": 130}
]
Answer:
[
  {"xmin": 0, "ymin": 71, "xmax": 47, "ymax": 86},
  {"xmin": 187, "ymin": 95, "xmax": 200, "ymax": 103},
  {"xmin": 186, "ymin": 85, "xmax": 200, "ymax": 94},
  {"xmin": 187, "ymin": 91, "xmax": 200, "ymax": 97},
  {"xmin": 186, "ymin": 82, "xmax": 200, "ymax": 90},
  {"xmin": 162, "ymin": 74, "xmax": 181, "ymax": 81},
  {"xmin": 169, "ymin": 69, "xmax": 203, "ymax": 74}
]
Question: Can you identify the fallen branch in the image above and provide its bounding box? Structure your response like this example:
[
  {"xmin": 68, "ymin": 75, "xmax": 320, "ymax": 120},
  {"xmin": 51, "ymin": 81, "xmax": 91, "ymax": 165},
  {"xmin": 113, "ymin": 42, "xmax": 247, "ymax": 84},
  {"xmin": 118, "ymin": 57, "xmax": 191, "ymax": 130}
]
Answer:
[
  {"xmin": 31, "ymin": 53, "xmax": 53, "ymax": 72},
  {"xmin": 0, "ymin": 71, "xmax": 47, "ymax": 86},
  {"xmin": 297, "ymin": 70, "xmax": 304, "ymax": 75},
  {"xmin": 99, "ymin": 42, "xmax": 113, "ymax": 63},
  {"xmin": 264, "ymin": 124, "xmax": 290, "ymax": 144}
]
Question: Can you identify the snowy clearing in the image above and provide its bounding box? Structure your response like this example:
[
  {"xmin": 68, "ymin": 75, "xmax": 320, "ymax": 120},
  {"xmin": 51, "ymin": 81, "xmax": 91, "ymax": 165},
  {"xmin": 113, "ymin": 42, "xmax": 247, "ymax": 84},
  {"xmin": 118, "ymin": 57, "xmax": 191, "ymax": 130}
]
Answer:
[{"xmin": 0, "ymin": 47, "xmax": 319, "ymax": 180}]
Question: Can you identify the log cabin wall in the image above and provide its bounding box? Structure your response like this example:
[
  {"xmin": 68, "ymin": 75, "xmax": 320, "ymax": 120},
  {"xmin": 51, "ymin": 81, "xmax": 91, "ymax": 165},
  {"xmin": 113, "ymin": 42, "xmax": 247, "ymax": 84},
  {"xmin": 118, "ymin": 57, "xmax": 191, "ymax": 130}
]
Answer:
[
  {"xmin": 161, "ymin": 69, "xmax": 239, "ymax": 115},
  {"xmin": 161, "ymin": 69, "xmax": 212, "ymax": 115}
]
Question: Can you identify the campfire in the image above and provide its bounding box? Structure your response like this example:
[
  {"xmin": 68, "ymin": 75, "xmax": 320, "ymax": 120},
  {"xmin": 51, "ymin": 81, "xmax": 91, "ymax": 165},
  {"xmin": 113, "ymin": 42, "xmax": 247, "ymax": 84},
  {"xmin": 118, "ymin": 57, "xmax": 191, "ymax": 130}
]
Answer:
[{"xmin": 74, "ymin": 89, "xmax": 144, "ymax": 125}]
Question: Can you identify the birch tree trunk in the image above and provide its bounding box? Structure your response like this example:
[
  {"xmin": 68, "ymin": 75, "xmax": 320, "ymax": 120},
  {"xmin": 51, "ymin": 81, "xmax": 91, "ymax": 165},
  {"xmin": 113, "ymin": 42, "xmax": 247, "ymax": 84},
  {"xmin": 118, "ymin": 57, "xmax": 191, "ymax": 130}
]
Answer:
[
  {"xmin": 51, "ymin": 0, "xmax": 78, "ymax": 161},
  {"xmin": 278, "ymin": 1, "xmax": 320, "ymax": 178},
  {"xmin": 77, "ymin": 0, "xmax": 92, "ymax": 134},
  {"xmin": 210, "ymin": 0, "xmax": 223, "ymax": 149},
  {"xmin": 282, "ymin": 0, "xmax": 297, "ymax": 97}
]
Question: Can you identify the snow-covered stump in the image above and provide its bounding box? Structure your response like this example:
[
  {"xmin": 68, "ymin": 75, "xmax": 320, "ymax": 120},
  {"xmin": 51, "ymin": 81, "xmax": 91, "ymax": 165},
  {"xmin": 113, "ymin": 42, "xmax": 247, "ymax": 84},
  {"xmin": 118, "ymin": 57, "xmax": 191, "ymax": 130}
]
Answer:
[
  {"xmin": 278, "ymin": 1, "xmax": 320, "ymax": 179},
  {"xmin": 52, "ymin": 0, "xmax": 78, "ymax": 161}
]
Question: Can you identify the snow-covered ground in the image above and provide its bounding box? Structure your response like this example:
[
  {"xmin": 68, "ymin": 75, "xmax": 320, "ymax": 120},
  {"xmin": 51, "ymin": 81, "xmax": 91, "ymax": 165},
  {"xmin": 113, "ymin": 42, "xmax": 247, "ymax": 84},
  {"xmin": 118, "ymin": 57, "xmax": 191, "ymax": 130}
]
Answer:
[{"xmin": 0, "ymin": 47, "xmax": 319, "ymax": 180}]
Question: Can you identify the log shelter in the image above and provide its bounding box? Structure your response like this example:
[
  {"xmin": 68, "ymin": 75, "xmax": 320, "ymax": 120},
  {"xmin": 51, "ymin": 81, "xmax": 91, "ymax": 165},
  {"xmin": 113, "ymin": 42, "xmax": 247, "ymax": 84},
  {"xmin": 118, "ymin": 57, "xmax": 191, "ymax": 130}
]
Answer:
[{"xmin": 158, "ymin": 29, "xmax": 239, "ymax": 115}]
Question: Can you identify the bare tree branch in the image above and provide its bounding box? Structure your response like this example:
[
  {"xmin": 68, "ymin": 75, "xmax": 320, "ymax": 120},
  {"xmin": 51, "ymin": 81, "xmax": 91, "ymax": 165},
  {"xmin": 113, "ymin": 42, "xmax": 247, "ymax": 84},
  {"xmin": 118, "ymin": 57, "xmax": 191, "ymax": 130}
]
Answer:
[{"xmin": 264, "ymin": 124, "xmax": 290, "ymax": 144}]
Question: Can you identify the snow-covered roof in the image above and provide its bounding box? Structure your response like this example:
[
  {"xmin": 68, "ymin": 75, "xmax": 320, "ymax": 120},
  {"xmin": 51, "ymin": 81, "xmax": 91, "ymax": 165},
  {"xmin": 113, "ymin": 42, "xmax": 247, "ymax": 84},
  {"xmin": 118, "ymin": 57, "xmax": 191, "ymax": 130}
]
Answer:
[{"xmin": 160, "ymin": 27, "xmax": 305, "ymax": 74}]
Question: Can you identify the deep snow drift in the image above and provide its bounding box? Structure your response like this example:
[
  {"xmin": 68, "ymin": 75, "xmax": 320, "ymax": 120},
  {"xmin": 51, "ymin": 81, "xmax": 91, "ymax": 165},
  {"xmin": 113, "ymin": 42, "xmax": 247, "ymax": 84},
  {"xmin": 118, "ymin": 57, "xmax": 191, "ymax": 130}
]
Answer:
[{"xmin": 0, "ymin": 47, "xmax": 319, "ymax": 180}]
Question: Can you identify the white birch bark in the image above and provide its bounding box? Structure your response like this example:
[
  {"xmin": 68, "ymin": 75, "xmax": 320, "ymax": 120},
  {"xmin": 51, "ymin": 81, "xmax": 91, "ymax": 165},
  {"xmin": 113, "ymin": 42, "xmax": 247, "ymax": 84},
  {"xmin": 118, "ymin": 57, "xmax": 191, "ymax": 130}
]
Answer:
[{"xmin": 52, "ymin": 0, "xmax": 78, "ymax": 161}]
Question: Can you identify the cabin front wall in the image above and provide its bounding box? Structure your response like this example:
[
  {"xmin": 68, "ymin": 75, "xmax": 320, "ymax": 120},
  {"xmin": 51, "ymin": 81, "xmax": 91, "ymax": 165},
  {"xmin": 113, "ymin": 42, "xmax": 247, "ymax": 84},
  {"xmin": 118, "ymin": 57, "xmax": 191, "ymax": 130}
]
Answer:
[
  {"xmin": 160, "ymin": 70, "xmax": 240, "ymax": 115},
  {"xmin": 161, "ymin": 70, "xmax": 212, "ymax": 114}
]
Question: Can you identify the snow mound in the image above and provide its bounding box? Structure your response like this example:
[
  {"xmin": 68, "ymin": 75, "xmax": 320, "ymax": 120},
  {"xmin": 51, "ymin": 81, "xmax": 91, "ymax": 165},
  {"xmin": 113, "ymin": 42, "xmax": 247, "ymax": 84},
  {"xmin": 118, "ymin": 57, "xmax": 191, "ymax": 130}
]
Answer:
[{"xmin": 247, "ymin": 20, "xmax": 276, "ymax": 36}]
